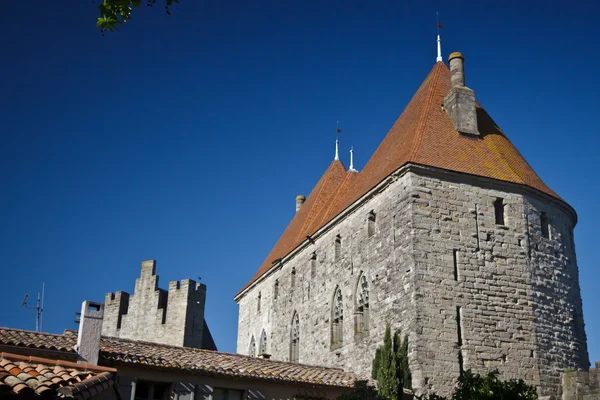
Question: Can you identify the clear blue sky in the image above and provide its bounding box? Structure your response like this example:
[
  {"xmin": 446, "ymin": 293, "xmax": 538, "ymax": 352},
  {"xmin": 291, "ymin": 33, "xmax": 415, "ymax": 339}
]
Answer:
[{"xmin": 1, "ymin": 0, "xmax": 598, "ymax": 364}]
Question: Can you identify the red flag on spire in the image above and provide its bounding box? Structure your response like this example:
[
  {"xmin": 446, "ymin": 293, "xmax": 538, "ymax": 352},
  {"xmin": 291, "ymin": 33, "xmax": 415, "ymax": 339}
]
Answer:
[{"xmin": 437, "ymin": 21, "xmax": 443, "ymax": 29}]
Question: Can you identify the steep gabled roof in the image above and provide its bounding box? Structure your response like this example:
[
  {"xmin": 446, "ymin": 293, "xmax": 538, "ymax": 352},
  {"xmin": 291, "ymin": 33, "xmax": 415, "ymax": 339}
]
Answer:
[
  {"xmin": 237, "ymin": 61, "xmax": 560, "ymax": 296},
  {"xmin": 238, "ymin": 160, "xmax": 347, "ymax": 293}
]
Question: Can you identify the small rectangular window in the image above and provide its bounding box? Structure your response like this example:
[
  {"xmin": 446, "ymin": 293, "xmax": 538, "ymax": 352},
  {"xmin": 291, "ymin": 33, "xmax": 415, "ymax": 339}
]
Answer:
[
  {"xmin": 310, "ymin": 253, "xmax": 317, "ymax": 278},
  {"xmin": 541, "ymin": 212, "xmax": 550, "ymax": 239},
  {"xmin": 367, "ymin": 211, "xmax": 376, "ymax": 237},
  {"xmin": 494, "ymin": 198, "xmax": 505, "ymax": 225},
  {"xmin": 335, "ymin": 235, "xmax": 342, "ymax": 260},
  {"xmin": 257, "ymin": 292, "xmax": 261, "ymax": 312},
  {"xmin": 274, "ymin": 280, "xmax": 279, "ymax": 300}
]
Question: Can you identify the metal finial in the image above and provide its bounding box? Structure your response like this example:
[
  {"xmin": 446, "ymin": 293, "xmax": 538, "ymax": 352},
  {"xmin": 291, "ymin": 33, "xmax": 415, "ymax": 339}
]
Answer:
[
  {"xmin": 436, "ymin": 13, "xmax": 443, "ymax": 63},
  {"xmin": 335, "ymin": 122, "xmax": 341, "ymax": 161},
  {"xmin": 349, "ymin": 146, "xmax": 358, "ymax": 172}
]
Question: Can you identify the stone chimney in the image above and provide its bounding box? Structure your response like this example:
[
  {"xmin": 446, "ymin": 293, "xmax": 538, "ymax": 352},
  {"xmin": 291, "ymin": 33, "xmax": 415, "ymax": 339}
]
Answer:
[
  {"xmin": 296, "ymin": 195, "xmax": 306, "ymax": 213},
  {"xmin": 76, "ymin": 300, "xmax": 104, "ymax": 365},
  {"xmin": 444, "ymin": 52, "xmax": 479, "ymax": 136}
]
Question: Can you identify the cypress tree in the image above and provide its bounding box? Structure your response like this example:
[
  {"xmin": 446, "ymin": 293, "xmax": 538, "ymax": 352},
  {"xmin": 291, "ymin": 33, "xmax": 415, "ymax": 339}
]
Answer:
[
  {"xmin": 372, "ymin": 323, "xmax": 412, "ymax": 399},
  {"xmin": 375, "ymin": 323, "xmax": 399, "ymax": 399}
]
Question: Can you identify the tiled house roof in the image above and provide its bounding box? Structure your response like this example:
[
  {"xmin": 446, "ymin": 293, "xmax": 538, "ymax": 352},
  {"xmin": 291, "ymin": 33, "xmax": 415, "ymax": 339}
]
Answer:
[
  {"xmin": 237, "ymin": 61, "xmax": 564, "ymax": 296},
  {"xmin": 0, "ymin": 352, "xmax": 117, "ymax": 399},
  {"xmin": 0, "ymin": 328, "xmax": 362, "ymax": 389},
  {"xmin": 100, "ymin": 336, "xmax": 359, "ymax": 388},
  {"xmin": 0, "ymin": 328, "xmax": 76, "ymax": 353}
]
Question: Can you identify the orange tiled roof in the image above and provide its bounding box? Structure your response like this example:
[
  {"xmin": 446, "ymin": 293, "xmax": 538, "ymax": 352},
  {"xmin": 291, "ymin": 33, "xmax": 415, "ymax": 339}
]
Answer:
[
  {"xmin": 0, "ymin": 328, "xmax": 363, "ymax": 389},
  {"xmin": 0, "ymin": 352, "xmax": 117, "ymax": 399},
  {"xmin": 0, "ymin": 328, "xmax": 76, "ymax": 353},
  {"xmin": 100, "ymin": 336, "xmax": 360, "ymax": 388},
  {"xmin": 238, "ymin": 61, "xmax": 561, "ymax": 296}
]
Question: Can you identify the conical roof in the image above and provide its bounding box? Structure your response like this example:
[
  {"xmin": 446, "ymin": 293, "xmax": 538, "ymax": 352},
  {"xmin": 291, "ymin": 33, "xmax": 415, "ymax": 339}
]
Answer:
[{"xmin": 237, "ymin": 61, "xmax": 560, "ymax": 296}]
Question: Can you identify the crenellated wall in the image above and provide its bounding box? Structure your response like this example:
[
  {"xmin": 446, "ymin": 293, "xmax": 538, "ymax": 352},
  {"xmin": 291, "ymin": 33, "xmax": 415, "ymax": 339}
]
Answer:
[{"xmin": 103, "ymin": 260, "xmax": 207, "ymax": 348}]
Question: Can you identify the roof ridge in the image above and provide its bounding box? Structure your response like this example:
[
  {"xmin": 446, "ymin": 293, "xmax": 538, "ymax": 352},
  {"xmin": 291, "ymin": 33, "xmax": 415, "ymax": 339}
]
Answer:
[
  {"xmin": 409, "ymin": 63, "xmax": 442, "ymax": 161},
  {"xmin": 0, "ymin": 327, "xmax": 66, "ymax": 338}
]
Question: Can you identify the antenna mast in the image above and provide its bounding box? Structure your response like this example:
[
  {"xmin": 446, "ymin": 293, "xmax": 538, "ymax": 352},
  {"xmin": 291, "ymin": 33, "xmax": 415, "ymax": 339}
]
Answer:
[{"xmin": 21, "ymin": 282, "xmax": 44, "ymax": 332}]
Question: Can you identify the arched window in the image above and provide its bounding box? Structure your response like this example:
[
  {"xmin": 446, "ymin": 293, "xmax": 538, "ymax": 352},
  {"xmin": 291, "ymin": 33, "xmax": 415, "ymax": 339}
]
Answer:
[
  {"xmin": 249, "ymin": 335, "xmax": 256, "ymax": 357},
  {"xmin": 331, "ymin": 287, "xmax": 344, "ymax": 348},
  {"xmin": 290, "ymin": 312, "xmax": 300, "ymax": 362},
  {"xmin": 355, "ymin": 273, "xmax": 369, "ymax": 335},
  {"xmin": 259, "ymin": 330, "xmax": 268, "ymax": 356}
]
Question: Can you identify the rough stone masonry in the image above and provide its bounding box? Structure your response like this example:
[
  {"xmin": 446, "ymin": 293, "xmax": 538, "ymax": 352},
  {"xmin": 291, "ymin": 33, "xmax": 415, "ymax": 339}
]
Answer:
[{"xmin": 235, "ymin": 53, "xmax": 590, "ymax": 400}]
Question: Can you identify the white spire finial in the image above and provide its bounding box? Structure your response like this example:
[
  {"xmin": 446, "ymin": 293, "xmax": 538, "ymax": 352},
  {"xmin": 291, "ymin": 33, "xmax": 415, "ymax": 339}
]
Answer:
[
  {"xmin": 349, "ymin": 146, "xmax": 357, "ymax": 172},
  {"xmin": 335, "ymin": 121, "xmax": 341, "ymax": 161},
  {"xmin": 436, "ymin": 13, "xmax": 443, "ymax": 63}
]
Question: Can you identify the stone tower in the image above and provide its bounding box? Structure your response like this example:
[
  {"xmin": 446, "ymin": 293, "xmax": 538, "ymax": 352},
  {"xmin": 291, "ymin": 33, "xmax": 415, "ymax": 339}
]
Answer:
[
  {"xmin": 234, "ymin": 53, "xmax": 589, "ymax": 399},
  {"xmin": 103, "ymin": 260, "xmax": 215, "ymax": 350}
]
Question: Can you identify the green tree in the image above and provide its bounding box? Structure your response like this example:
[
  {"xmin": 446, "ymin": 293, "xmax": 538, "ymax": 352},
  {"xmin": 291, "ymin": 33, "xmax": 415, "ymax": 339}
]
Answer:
[
  {"xmin": 423, "ymin": 370, "xmax": 538, "ymax": 400},
  {"xmin": 372, "ymin": 323, "xmax": 412, "ymax": 399},
  {"xmin": 338, "ymin": 380, "xmax": 384, "ymax": 400},
  {"xmin": 96, "ymin": 0, "xmax": 179, "ymax": 33}
]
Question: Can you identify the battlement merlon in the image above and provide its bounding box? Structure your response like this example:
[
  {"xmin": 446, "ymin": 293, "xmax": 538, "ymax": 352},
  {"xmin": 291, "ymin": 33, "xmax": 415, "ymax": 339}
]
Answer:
[{"xmin": 168, "ymin": 279, "xmax": 207, "ymax": 294}]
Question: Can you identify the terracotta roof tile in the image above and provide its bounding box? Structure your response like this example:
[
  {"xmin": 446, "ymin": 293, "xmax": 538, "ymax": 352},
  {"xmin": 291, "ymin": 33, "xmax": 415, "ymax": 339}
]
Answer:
[
  {"xmin": 0, "ymin": 352, "xmax": 117, "ymax": 399},
  {"xmin": 238, "ymin": 62, "xmax": 563, "ymax": 295},
  {"xmin": 0, "ymin": 328, "xmax": 76, "ymax": 353},
  {"xmin": 0, "ymin": 328, "xmax": 363, "ymax": 389},
  {"xmin": 238, "ymin": 160, "xmax": 348, "ymax": 293},
  {"xmin": 99, "ymin": 336, "xmax": 361, "ymax": 388}
]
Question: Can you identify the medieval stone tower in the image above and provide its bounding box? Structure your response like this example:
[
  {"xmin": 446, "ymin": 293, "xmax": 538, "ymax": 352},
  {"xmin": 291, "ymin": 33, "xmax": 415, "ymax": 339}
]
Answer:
[
  {"xmin": 103, "ymin": 260, "xmax": 216, "ymax": 350},
  {"xmin": 234, "ymin": 52, "xmax": 590, "ymax": 399}
]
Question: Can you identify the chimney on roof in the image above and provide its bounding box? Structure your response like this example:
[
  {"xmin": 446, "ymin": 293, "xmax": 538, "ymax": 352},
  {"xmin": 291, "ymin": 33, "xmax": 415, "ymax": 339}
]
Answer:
[
  {"xmin": 296, "ymin": 195, "xmax": 306, "ymax": 213},
  {"xmin": 76, "ymin": 300, "xmax": 104, "ymax": 365},
  {"xmin": 444, "ymin": 52, "xmax": 479, "ymax": 136}
]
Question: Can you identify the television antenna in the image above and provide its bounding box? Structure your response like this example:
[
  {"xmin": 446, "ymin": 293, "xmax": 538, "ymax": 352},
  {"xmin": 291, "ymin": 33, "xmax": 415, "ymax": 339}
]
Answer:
[{"xmin": 21, "ymin": 282, "xmax": 44, "ymax": 332}]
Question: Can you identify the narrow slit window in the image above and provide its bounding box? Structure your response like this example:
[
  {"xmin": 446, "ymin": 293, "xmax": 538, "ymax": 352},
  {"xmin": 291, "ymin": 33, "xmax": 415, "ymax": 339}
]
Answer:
[
  {"xmin": 310, "ymin": 253, "xmax": 317, "ymax": 279},
  {"xmin": 249, "ymin": 336, "xmax": 256, "ymax": 357},
  {"xmin": 494, "ymin": 198, "xmax": 505, "ymax": 225},
  {"xmin": 274, "ymin": 279, "xmax": 279, "ymax": 300},
  {"xmin": 541, "ymin": 212, "xmax": 550, "ymax": 239},
  {"xmin": 456, "ymin": 306, "xmax": 463, "ymax": 346},
  {"xmin": 257, "ymin": 292, "xmax": 261, "ymax": 312},
  {"xmin": 367, "ymin": 211, "xmax": 376, "ymax": 237},
  {"xmin": 291, "ymin": 267, "xmax": 296, "ymax": 289},
  {"xmin": 335, "ymin": 235, "xmax": 342, "ymax": 260},
  {"xmin": 453, "ymin": 250, "xmax": 459, "ymax": 281}
]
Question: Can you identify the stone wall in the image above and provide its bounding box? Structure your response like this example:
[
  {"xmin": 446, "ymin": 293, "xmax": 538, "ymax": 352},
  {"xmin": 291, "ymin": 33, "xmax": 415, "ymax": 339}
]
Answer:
[
  {"xmin": 236, "ymin": 166, "xmax": 589, "ymax": 399},
  {"xmin": 562, "ymin": 363, "xmax": 600, "ymax": 400},
  {"xmin": 103, "ymin": 260, "xmax": 207, "ymax": 348}
]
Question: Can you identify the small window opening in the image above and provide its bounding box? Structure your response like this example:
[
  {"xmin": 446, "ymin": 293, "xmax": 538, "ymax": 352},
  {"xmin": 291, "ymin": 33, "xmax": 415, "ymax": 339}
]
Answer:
[
  {"xmin": 259, "ymin": 330, "xmax": 267, "ymax": 356},
  {"xmin": 541, "ymin": 212, "xmax": 550, "ymax": 239},
  {"xmin": 355, "ymin": 274, "xmax": 369, "ymax": 335},
  {"xmin": 310, "ymin": 252, "xmax": 317, "ymax": 278},
  {"xmin": 456, "ymin": 306, "xmax": 463, "ymax": 346},
  {"xmin": 494, "ymin": 198, "xmax": 505, "ymax": 225},
  {"xmin": 290, "ymin": 312, "xmax": 300, "ymax": 362},
  {"xmin": 367, "ymin": 211, "xmax": 376, "ymax": 237},
  {"xmin": 274, "ymin": 279, "xmax": 279, "ymax": 300},
  {"xmin": 307, "ymin": 282, "xmax": 311, "ymax": 300},
  {"xmin": 331, "ymin": 287, "xmax": 344, "ymax": 348},
  {"xmin": 291, "ymin": 267, "xmax": 296, "ymax": 289},
  {"xmin": 249, "ymin": 336, "xmax": 256, "ymax": 357},
  {"xmin": 257, "ymin": 292, "xmax": 261, "ymax": 313},
  {"xmin": 453, "ymin": 250, "xmax": 459, "ymax": 281},
  {"xmin": 335, "ymin": 235, "xmax": 342, "ymax": 260}
]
